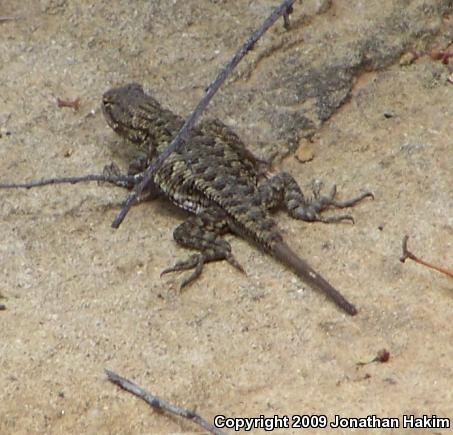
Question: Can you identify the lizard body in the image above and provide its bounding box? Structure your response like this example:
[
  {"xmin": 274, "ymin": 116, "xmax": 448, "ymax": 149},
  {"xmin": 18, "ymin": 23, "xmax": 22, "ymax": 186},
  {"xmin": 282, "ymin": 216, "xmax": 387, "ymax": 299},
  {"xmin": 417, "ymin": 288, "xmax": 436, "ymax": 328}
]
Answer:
[{"xmin": 102, "ymin": 83, "xmax": 372, "ymax": 315}]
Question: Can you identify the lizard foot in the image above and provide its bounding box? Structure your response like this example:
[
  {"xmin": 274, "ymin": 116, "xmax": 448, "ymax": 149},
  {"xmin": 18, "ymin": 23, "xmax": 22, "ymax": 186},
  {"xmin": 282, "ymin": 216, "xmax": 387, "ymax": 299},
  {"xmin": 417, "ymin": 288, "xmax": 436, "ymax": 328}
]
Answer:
[
  {"xmin": 102, "ymin": 162, "xmax": 135, "ymax": 188},
  {"xmin": 161, "ymin": 252, "xmax": 245, "ymax": 289},
  {"xmin": 292, "ymin": 183, "xmax": 374, "ymax": 224}
]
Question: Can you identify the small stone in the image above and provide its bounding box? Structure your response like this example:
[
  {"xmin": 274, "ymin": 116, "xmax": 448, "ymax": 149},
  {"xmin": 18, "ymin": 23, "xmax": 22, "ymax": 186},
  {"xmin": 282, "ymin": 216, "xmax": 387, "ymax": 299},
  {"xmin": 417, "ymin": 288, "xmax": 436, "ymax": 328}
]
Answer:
[
  {"xmin": 399, "ymin": 52, "xmax": 416, "ymax": 66},
  {"xmin": 295, "ymin": 139, "xmax": 314, "ymax": 163}
]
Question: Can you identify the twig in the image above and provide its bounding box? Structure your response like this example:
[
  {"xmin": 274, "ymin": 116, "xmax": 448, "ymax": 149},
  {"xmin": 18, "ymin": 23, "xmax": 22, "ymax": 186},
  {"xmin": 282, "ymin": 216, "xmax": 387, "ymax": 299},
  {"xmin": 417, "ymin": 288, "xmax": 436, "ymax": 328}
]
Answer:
[
  {"xmin": 0, "ymin": 173, "xmax": 142, "ymax": 189},
  {"xmin": 0, "ymin": 16, "xmax": 20, "ymax": 22},
  {"xmin": 400, "ymin": 235, "xmax": 453, "ymax": 278},
  {"xmin": 112, "ymin": 0, "xmax": 296, "ymax": 229},
  {"xmin": 57, "ymin": 97, "xmax": 81, "ymax": 111},
  {"xmin": 105, "ymin": 370, "xmax": 226, "ymax": 435}
]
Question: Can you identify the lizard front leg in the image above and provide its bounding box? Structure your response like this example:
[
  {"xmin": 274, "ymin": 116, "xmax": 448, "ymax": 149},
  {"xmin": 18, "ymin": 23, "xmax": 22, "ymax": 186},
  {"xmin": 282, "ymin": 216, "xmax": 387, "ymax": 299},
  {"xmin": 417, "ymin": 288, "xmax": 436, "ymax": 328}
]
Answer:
[
  {"xmin": 102, "ymin": 153, "xmax": 160, "ymax": 200},
  {"xmin": 258, "ymin": 172, "xmax": 373, "ymax": 223},
  {"xmin": 161, "ymin": 207, "xmax": 244, "ymax": 288}
]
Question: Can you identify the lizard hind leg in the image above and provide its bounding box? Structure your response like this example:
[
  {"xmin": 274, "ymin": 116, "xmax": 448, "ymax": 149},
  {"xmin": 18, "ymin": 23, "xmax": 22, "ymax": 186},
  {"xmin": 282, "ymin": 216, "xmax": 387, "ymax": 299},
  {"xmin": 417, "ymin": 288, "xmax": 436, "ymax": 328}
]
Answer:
[
  {"xmin": 161, "ymin": 207, "xmax": 245, "ymax": 289},
  {"xmin": 258, "ymin": 172, "xmax": 373, "ymax": 224}
]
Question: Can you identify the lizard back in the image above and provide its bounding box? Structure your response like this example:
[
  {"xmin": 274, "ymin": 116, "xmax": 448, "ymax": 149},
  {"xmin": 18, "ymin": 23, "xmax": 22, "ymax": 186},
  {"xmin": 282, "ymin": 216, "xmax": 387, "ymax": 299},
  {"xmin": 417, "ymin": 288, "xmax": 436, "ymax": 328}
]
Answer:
[{"xmin": 102, "ymin": 83, "xmax": 283, "ymax": 248}]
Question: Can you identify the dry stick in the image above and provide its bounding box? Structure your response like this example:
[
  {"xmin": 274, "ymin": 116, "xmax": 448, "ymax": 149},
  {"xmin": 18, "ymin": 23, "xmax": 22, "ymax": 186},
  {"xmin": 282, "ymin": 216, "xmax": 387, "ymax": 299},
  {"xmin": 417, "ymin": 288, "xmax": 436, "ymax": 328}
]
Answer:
[
  {"xmin": 111, "ymin": 0, "xmax": 296, "ymax": 229},
  {"xmin": 400, "ymin": 235, "xmax": 453, "ymax": 278},
  {"xmin": 0, "ymin": 16, "xmax": 20, "ymax": 22},
  {"xmin": 105, "ymin": 370, "xmax": 226, "ymax": 435},
  {"xmin": 0, "ymin": 173, "xmax": 142, "ymax": 189}
]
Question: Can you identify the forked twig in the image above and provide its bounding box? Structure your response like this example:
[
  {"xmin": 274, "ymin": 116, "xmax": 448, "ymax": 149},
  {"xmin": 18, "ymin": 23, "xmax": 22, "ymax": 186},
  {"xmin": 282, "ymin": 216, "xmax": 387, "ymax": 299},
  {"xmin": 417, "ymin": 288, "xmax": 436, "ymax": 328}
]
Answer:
[
  {"xmin": 112, "ymin": 0, "xmax": 296, "ymax": 229},
  {"xmin": 105, "ymin": 370, "xmax": 226, "ymax": 435},
  {"xmin": 400, "ymin": 235, "xmax": 453, "ymax": 278}
]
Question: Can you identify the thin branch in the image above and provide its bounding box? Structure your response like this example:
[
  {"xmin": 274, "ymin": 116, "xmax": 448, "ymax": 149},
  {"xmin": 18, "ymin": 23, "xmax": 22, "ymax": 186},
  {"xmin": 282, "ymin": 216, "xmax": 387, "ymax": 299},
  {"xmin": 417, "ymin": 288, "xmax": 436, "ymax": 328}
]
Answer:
[
  {"xmin": 105, "ymin": 370, "xmax": 226, "ymax": 435},
  {"xmin": 400, "ymin": 235, "xmax": 453, "ymax": 278},
  {"xmin": 0, "ymin": 173, "xmax": 142, "ymax": 190},
  {"xmin": 112, "ymin": 0, "xmax": 296, "ymax": 228},
  {"xmin": 0, "ymin": 16, "xmax": 21, "ymax": 22}
]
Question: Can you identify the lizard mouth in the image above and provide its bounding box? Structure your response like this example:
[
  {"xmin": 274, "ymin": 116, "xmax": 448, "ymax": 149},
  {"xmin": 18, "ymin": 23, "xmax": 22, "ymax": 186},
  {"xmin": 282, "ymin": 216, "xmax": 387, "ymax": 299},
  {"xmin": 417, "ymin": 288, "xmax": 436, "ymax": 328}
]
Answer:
[
  {"xmin": 101, "ymin": 98, "xmax": 119, "ymax": 131},
  {"xmin": 102, "ymin": 97, "xmax": 149, "ymax": 145}
]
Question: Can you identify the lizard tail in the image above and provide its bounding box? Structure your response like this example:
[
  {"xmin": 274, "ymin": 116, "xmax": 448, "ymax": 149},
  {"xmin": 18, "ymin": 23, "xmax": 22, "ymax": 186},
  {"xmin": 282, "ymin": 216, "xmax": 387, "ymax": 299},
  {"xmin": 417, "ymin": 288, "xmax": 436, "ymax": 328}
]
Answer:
[{"xmin": 272, "ymin": 241, "xmax": 358, "ymax": 316}]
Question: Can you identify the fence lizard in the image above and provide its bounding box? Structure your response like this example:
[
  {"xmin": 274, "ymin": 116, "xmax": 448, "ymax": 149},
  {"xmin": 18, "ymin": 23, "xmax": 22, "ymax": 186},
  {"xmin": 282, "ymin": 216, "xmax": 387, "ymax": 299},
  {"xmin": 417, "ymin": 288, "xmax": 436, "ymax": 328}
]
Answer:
[{"xmin": 102, "ymin": 83, "xmax": 372, "ymax": 315}]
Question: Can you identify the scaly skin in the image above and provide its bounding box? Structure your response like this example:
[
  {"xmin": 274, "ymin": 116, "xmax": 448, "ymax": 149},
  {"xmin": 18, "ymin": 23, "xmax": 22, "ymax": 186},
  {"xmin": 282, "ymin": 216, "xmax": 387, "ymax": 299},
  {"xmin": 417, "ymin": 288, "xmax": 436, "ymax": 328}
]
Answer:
[{"xmin": 102, "ymin": 83, "xmax": 373, "ymax": 315}]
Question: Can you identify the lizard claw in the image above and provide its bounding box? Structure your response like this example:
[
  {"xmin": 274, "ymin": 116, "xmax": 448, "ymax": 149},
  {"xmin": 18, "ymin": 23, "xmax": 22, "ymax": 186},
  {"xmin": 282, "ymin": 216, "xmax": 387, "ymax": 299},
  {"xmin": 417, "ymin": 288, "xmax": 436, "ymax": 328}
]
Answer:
[
  {"xmin": 161, "ymin": 254, "xmax": 205, "ymax": 289},
  {"xmin": 179, "ymin": 260, "xmax": 204, "ymax": 289},
  {"xmin": 317, "ymin": 214, "xmax": 355, "ymax": 224},
  {"xmin": 161, "ymin": 251, "xmax": 246, "ymax": 289},
  {"xmin": 298, "ymin": 184, "xmax": 374, "ymax": 224},
  {"xmin": 226, "ymin": 254, "xmax": 247, "ymax": 275},
  {"xmin": 101, "ymin": 162, "xmax": 133, "ymax": 188},
  {"xmin": 161, "ymin": 254, "xmax": 200, "ymax": 276},
  {"xmin": 324, "ymin": 190, "xmax": 374, "ymax": 208}
]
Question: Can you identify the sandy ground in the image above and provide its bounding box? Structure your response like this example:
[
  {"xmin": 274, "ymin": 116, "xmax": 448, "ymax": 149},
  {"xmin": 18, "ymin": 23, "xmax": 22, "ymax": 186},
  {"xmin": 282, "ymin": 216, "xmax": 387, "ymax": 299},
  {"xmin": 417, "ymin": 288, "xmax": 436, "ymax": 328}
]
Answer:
[{"xmin": 1, "ymin": 1, "xmax": 452, "ymax": 434}]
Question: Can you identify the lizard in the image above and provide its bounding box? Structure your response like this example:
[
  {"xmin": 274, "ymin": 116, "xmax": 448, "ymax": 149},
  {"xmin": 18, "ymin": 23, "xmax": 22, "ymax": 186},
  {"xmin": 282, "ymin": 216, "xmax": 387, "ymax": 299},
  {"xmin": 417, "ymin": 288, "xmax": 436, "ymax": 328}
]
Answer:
[{"xmin": 102, "ymin": 83, "xmax": 373, "ymax": 315}]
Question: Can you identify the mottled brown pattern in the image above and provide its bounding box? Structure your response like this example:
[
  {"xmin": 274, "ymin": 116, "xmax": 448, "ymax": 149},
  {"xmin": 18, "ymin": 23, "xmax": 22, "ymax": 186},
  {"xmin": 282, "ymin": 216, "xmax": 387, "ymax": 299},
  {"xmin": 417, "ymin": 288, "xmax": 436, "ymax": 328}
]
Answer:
[{"xmin": 102, "ymin": 83, "xmax": 372, "ymax": 315}]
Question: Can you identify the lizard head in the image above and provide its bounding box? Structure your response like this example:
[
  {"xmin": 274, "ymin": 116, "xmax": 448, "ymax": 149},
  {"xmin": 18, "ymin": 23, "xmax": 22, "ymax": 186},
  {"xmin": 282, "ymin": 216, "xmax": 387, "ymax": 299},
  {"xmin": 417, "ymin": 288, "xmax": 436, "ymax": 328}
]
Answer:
[{"xmin": 102, "ymin": 83, "xmax": 159, "ymax": 147}]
